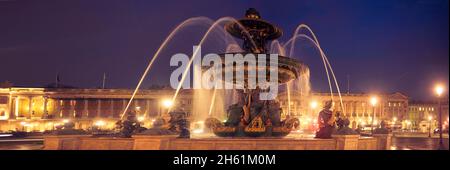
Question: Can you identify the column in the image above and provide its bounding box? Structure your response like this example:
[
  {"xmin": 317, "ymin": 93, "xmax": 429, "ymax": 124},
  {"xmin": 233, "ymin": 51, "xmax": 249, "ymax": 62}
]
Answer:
[
  {"xmin": 84, "ymin": 99, "xmax": 88, "ymax": 118},
  {"xmin": 56, "ymin": 99, "xmax": 62, "ymax": 118},
  {"xmin": 110, "ymin": 99, "xmax": 114, "ymax": 118},
  {"xmin": 70, "ymin": 100, "xmax": 75, "ymax": 118},
  {"xmin": 146, "ymin": 99, "xmax": 150, "ymax": 118},
  {"xmin": 122, "ymin": 99, "xmax": 127, "ymax": 117},
  {"xmin": 350, "ymin": 101, "xmax": 354, "ymax": 117},
  {"xmin": 43, "ymin": 96, "xmax": 48, "ymax": 118},
  {"xmin": 97, "ymin": 99, "xmax": 101, "ymax": 118},
  {"xmin": 28, "ymin": 96, "xmax": 33, "ymax": 119},
  {"xmin": 9, "ymin": 96, "xmax": 16, "ymax": 119}
]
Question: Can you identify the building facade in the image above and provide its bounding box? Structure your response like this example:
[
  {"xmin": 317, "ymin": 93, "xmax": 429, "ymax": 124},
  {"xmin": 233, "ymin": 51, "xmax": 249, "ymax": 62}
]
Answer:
[
  {"xmin": 0, "ymin": 87, "xmax": 193, "ymax": 132},
  {"xmin": 277, "ymin": 91, "xmax": 409, "ymax": 129},
  {"xmin": 2, "ymin": 87, "xmax": 447, "ymax": 132},
  {"xmin": 408, "ymin": 101, "xmax": 449, "ymax": 132}
]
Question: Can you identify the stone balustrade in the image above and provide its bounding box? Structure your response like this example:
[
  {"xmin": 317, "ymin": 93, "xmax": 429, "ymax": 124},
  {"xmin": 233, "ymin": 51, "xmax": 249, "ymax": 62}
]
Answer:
[{"xmin": 43, "ymin": 134, "xmax": 392, "ymax": 150}]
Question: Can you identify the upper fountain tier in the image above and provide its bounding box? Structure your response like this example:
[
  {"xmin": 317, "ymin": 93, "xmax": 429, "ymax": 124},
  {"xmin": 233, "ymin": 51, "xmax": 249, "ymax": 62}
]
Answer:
[
  {"xmin": 225, "ymin": 8, "xmax": 283, "ymax": 54},
  {"xmin": 214, "ymin": 8, "xmax": 307, "ymax": 85}
]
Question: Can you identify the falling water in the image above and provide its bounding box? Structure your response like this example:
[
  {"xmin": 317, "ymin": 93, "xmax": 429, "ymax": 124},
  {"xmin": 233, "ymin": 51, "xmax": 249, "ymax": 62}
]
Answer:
[
  {"xmin": 122, "ymin": 15, "xmax": 344, "ymax": 135},
  {"xmin": 120, "ymin": 17, "xmax": 214, "ymax": 119},
  {"xmin": 170, "ymin": 17, "xmax": 259, "ymax": 124},
  {"xmin": 270, "ymin": 40, "xmax": 286, "ymax": 56},
  {"xmin": 121, "ymin": 16, "xmax": 258, "ymax": 120},
  {"xmin": 286, "ymin": 82, "xmax": 292, "ymax": 116},
  {"xmin": 285, "ymin": 24, "xmax": 345, "ymax": 113}
]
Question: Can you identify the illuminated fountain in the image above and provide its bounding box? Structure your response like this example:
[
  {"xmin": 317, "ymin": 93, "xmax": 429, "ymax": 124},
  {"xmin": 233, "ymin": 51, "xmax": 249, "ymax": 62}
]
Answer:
[
  {"xmin": 203, "ymin": 8, "xmax": 307, "ymax": 137},
  {"xmin": 120, "ymin": 8, "xmax": 345, "ymax": 138},
  {"xmin": 44, "ymin": 8, "xmax": 395, "ymax": 150}
]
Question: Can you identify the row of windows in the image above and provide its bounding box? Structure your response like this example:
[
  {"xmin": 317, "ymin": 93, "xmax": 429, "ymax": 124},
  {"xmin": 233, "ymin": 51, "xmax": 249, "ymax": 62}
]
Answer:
[
  {"xmin": 388, "ymin": 102, "xmax": 404, "ymax": 107},
  {"xmin": 409, "ymin": 107, "xmax": 435, "ymax": 112}
]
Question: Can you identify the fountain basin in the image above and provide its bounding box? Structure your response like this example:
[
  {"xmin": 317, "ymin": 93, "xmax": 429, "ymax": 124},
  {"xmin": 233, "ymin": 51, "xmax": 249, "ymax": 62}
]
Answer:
[{"xmin": 206, "ymin": 53, "xmax": 308, "ymax": 85}]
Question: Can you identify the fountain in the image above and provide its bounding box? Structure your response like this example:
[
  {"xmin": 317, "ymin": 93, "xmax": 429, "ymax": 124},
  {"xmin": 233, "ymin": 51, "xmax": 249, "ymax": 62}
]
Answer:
[
  {"xmin": 204, "ymin": 8, "xmax": 307, "ymax": 137},
  {"xmin": 43, "ymin": 8, "xmax": 392, "ymax": 150}
]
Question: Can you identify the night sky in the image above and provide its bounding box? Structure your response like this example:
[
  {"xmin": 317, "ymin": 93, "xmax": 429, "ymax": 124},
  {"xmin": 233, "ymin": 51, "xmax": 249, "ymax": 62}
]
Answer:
[{"xmin": 1, "ymin": 0, "xmax": 448, "ymax": 100}]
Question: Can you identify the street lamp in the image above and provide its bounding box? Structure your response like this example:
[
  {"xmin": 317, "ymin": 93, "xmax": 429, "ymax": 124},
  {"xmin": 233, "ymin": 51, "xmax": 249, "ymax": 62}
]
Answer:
[
  {"xmin": 434, "ymin": 84, "xmax": 445, "ymax": 150},
  {"xmin": 370, "ymin": 96, "xmax": 378, "ymax": 135},
  {"xmin": 428, "ymin": 116, "xmax": 433, "ymax": 138}
]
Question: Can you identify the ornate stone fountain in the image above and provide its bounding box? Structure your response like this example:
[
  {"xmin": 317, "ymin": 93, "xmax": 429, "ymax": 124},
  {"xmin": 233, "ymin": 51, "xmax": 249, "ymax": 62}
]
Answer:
[{"xmin": 205, "ymin": 8, "xmax": 309, "ymax": 137}]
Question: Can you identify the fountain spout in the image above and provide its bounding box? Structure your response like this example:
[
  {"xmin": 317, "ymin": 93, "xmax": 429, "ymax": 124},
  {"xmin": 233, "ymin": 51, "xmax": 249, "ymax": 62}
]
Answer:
[{"xmin": 225, "ymin": 8, "xmax": 282, "ymax": 53}]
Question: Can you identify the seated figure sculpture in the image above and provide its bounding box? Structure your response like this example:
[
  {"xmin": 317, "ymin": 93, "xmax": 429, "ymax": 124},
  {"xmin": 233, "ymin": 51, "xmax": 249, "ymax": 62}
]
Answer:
[{"xmin": 315, "ymin": 100, "xmax": 336, "ymax": 139}]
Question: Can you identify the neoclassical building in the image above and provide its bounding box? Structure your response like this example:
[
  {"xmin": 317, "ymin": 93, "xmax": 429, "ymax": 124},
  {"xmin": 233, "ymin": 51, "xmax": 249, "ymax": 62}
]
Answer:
[
  {"xmin": 0, "ymin": 87, "xmax": 418, "ymax": 132},
  {"xmin": 407, "ymin": 101, "xmax": 449, "ymax": 132},
  {"xmin": 0, "ymin": 87, "xmax": 193, "ymax": 132},
  {"xmin": 277, "ymin": 91, "xmax": 409, "ymax": 129}
]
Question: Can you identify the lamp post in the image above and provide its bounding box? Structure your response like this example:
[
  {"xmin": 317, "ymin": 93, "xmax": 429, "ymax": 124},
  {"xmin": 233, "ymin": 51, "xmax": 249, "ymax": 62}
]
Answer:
[
  {"xmin": 434, "ymin": 85, "xmax": 445, "ymax": 150},
  {"xmin": 428, "ymin": 116, "xmax": 433, "ymax": 138},
  {"xmin": 370, "ymin": 96, "xmax": 378, "ymax": 135}
]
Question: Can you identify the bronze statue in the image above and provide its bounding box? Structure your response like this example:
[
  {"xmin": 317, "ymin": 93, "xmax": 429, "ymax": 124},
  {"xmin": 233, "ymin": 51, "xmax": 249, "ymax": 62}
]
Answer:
[
  {"xmin": 315, "ymin": 100, "xmax": 336, "ymax": 139},
  {"xmin": 205, "ymin": 8, "xmax": 304, "ymax": 137}
]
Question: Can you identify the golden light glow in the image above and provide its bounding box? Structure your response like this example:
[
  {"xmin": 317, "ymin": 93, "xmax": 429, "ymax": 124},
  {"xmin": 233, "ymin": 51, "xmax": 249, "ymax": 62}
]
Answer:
[
  {"xmin": 162, "ymin": 99, "xmax": 173, "ymax": 108},
  {"xmin": 137, "ymin": 116, "xmax": 145, "ymax": 122},
  {"xmin": 94, "ymin": 120, "xmax": 105, "ymax": 127},
  {"xmin": 393, "ymin": 117, "xmax": 397, "ymax": 122},
  {"xmin": 405, "ymin": 120, "xmax": 411, "ymax": 125},
  {"xmin": 309, "ymin": 101, "xmax": 318, "ymax": 109},
  {"xmin": 428, "ymin": 116, "xmax": 433, "ymax": 121},
  {"xmin": 370, "ymin": 96, "xmax": 378, "ymax": 106},
  {"xmin": 62, "ymin": 119, "xmax": 70, "ymax": 123},
  {"xmin": 434, "ymin": 84, "xmax": 444, "ymax": 97}
]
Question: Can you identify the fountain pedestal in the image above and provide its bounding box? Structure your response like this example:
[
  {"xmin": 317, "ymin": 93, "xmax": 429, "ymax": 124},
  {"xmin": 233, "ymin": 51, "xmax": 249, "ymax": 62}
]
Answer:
[
  {"xmin": 373, "ymin": 134, "xmax": 392, "ymax": 150},
  {"xmin": 332, "ymin": 134, "xmax": 360, "ymax": 150},
  {"xmin": 43, "ymin": 135, "xmax": 91, "ymax": 150}
]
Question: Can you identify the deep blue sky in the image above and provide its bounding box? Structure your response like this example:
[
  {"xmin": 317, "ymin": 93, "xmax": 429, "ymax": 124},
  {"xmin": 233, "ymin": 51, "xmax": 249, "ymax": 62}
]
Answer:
[{"xmin": 1, "ymin": 0, "xmax": 448, "ymax": 100}]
